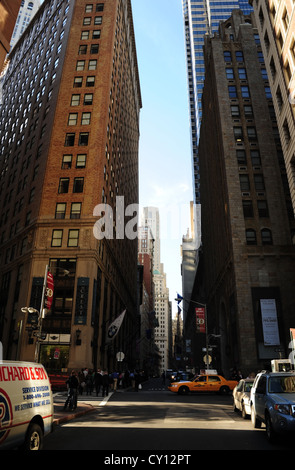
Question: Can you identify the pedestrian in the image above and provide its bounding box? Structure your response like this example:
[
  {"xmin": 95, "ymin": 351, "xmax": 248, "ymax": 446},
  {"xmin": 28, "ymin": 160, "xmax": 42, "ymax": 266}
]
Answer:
[
  {"xmin": 86, "ymin": 370, "xmax": 93, "ymax": 395},
  {"xmin": 112, "ymin": 371, "xmax": 119, "ymax": 391},
  {"xmin": 64, "ymin": 370, "xmax": 79, "ymax": 410},
  {"xmin": 102, "ymin": 370, "xmax": 110, "ymax": 397},
  {"xmin": 94, "ymin": 368, "xmax": 103, "ymax": 396}
]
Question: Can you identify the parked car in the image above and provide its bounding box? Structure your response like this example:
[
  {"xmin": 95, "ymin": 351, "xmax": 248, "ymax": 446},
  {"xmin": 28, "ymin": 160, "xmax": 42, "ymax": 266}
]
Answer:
[
  {"xmin": 250, "ymin": 370, "xmax": 295, "ymax": 443},
  {"xmin": 168, "ymin": 374, "xmax": 238, "ymax": 395},
  {"xmin": 233, "ymin": 378, "xmax": 254, "ymax": 418}
]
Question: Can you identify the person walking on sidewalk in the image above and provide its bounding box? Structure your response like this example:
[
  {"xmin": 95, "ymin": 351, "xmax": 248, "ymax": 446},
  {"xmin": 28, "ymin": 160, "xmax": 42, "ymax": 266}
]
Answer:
[
  {"xmin": 102, "ymin": 370, "xmax": 110, "ymax": 397},
  {"xmin": 64, "ymin": 370, "xmax": 79, "ymax": 410}
]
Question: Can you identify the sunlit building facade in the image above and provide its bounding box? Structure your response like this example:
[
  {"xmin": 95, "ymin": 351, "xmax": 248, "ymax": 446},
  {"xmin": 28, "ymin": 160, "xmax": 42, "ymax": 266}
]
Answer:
[{"xmin": 0, "ymin": 0, "xmax": 141, "ymax": 373}]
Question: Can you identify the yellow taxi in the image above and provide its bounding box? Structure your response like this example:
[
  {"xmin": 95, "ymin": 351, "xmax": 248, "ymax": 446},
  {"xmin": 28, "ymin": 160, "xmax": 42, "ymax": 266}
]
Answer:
[{"xmin": 168, "ymin": 374, "xmax": 238, "ymax": 395}]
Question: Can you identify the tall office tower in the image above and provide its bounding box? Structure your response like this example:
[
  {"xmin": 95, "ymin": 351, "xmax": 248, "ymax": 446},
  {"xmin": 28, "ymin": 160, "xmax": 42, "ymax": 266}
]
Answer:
[
  {"xmin": 194, "ymin": 10, "xmax": 295, "ymax": 375},
  {"xmin": 141, "ymin": 207, "xmax": 171, "ymax": 372},
  {"xmin": 0, "ymin": 0, "xmax": 142, "ymax": 374},
  {"xmin": 182, "ymin": 0, "xmax": 252, "ymax": 205},
  {"xmin": 249, "ymin": 0, "xmax": 295, "ymax": 220},
  {"xmin": 11, "ymin": 0, "xmax": 41, "ymax": 49},
  {"xmin": 0, "ymin": 0, "xmax": 22, "ymax": 70}
]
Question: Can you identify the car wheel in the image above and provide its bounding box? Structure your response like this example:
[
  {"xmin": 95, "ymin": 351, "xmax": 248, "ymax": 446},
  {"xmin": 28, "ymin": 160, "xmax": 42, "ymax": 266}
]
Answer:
[
  {"xmin": 178, "ymin": 386, "xmax": 189, "ymax": 395},
  {"xmin": 219, "ymin": 386, "xmax": 229, "ymax": 395},
  {"xmin": 241, "ymin": 403, "xmax": 247, "ymax": 419},
  {"xmin": 265, "ymin": 413, "xmax": 276, "ymax": 444},
  {"xmin": 251, "ymin": 406, "xmax": 261, "ymax": 428},
  {"xmin": 233, "ymin": 400, "xmax": 238, "ymax": 412},
  {"xmin": 22, "ymin": 423, "xmax": 44, "ymax": 450}
]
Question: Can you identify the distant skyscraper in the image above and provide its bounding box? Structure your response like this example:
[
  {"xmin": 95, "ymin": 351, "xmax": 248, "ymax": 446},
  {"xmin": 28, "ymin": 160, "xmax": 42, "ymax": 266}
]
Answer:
[
  {"xmin": 11, "ymin": 0, "xmax": 41, "ymax": 49},
  {"xmin": 182, "ymin": 0, "xmax": 253, "ymax": 203}
]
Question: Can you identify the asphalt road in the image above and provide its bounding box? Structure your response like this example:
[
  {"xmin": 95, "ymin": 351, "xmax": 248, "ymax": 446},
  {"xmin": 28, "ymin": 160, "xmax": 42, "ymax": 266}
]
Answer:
[{"xmin": 43, "ymin": 378, "xmax": 293, "ymax": 452}]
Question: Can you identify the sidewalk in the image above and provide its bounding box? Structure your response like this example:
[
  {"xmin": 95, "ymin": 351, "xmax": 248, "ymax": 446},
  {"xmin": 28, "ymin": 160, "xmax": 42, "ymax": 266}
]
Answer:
[{"xmin": 53, "ymin": 392, "xmax": 113, "ymax": 426}]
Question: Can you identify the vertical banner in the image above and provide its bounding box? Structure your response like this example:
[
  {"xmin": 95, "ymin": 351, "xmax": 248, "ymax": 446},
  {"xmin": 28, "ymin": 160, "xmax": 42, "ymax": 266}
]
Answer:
[
  {"xmin": 196, "ymin": 307, "xmax": 206, "ymax": 333},
  {"xmin": 44, "ymin": 272, "xmax": 54, "ymax": 310},
  {"xmin": 106, "ymin": 310, "xmax": 126, "ymax": 343},
  {"xmin": 260, "ymin": 299, "xmax": 280, "ymax": 346},
  {"xmin": 75, "ymin": 277, "xmax": 89, "ymax": 325}
]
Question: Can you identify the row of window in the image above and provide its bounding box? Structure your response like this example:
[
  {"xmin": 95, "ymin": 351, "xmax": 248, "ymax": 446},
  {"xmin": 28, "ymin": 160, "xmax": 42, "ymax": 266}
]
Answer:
[
  {"xmin": 52, "ymin": 229, "xmax": 79, "ymax": 247},
  {"xmin": 55, "ymin": 202, "xmax": 81, "ymax": 219},
  {"xmin": 58, "ymin": 177, "xmax": 84, "ymax": 194},
  {"xmin": 246, "ymin": 228, "xmax": 273, "ymax": 245}
]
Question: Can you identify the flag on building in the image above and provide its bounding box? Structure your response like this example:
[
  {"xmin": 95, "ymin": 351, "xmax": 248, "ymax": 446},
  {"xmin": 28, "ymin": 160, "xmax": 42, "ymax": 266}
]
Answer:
[
  {"xmin": 106, "ymin": 310, "xmax": 126, "ymax": 342},
  {"xmin": 44, "ymin": 271, "xmax": 54, "ymax": 310}
]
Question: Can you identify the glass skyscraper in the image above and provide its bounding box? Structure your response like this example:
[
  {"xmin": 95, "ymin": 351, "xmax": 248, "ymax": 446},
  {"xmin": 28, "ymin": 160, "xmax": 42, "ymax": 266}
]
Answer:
[{"xmin": 182, "ymin": 0, "xmax": 252, "ymax": 203}]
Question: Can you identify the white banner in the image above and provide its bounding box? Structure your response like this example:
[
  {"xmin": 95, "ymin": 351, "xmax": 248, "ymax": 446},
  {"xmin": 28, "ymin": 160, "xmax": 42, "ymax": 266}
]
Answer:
[
  {"xmin": 260, "ymin": 299, "xmax": 280, "ymax": 346},
  {"xmin": 106, "ymin": 310, "xmax": 126, "ymax": 342}
]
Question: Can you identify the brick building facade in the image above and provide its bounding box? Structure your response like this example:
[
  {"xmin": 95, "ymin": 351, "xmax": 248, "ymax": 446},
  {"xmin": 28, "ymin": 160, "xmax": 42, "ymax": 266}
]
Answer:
[{"xmin": 0, "ymin": 0, "xmax": 142, "ymax": 373}]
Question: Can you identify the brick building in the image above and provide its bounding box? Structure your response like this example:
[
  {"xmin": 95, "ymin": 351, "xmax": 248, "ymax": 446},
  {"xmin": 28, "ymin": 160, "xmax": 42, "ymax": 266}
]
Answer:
[
  {"xmin": 0, "ymin": 0, "xmax": 142, "ymax": 373},
  {"xmin": 0, "ymin": 0, "xmax": 22, "ymax": 70},
  {"xmin": 191, "ymin": 10, "xmax": 295, "ymax": 375}
]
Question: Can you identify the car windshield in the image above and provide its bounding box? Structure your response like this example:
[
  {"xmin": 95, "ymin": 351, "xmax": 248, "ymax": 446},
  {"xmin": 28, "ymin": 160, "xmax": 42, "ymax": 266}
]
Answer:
[{"xmin": 269, "ymin": 375, "xmax": 295, "ymax": 393}]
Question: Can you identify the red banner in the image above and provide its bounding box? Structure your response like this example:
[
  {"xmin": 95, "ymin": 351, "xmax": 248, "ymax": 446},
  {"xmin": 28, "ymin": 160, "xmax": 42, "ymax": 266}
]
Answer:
[
  {"xmin": 45, "ymin": 272, "xmax": 54, "ymax": 310},
  {"xmin": 196, "ymin": 307, "xmax": 205, "ymax": 333}
]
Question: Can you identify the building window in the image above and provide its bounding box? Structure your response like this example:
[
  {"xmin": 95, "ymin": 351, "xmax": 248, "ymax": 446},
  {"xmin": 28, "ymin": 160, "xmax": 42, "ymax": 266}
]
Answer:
[
  {"xmin": 257, "ymin": 200, "xmax": 269, "ymax": 218},
  {"xmin": 240, "ymin": 174, "xmax": 250, "ymax": 191},
  {"xmin": 96, "ymin": 3, "xmax": 104, "ymax": 11},
  {"xmin": 68, "ymin": 229, "xmax": 79, "ymax": 247},
  {"xmin": 247, "ymin": 127, "xmax": 257, "ymax": 141},
  {"xmin": 90, "ymin": 44, "xmax": 99, "ymax": 54},
  {"xmin": 261, "ymin": 228, "xmax": 273, "ymax": 245},
  {"xmin": 246, "ymin": 229, "xmax": 257, "ymax": 245},
  {"xmin": 224, "ymin": 51, "xmax": 232, "ymax": 62},
  {"xmin": 88, "ymin": 59, "xmax": 97, "ymax": 70},
  {"xmin": 73, "ymin": 77, "xmax": 83, "ymax": 87},
  {"xmin": 76, "ymin": 60, "xmax": 85, "ymax": 71},
  {"xmin": 78, "ymin": 132, "xmax": 89, "ymax": 146},
  {"xmin": 228, "ymin": 85, "xmax": 237, "ymax": 98},
  {"xmin": 58, "ymin": 178, "xmax": 70, "ymax": 193},
  {"xmin": 234, "ymin": 127, "xmax": 243, "ymax": 141},
  {"xmin": 242, "ymin": 200, "xmax": 253, "ymax": 218},
  {"xmin": 84, "ymin": 93, "xmax": 93, "ymax": 105},
  {"xmin": 226, "ymin": 68, "xmax": 234, "ymax": 79},
  {"xmin": 265, "ymin": 86, "xmax": 272, "ymax": 99},
  {"xmin": 86, "ymin": 76, "xmax": 95, "ymax": 87},
  {"xmin": 94, "ymin": 16, "xmax": 102, "ymax": 25},
  {"xmin": 92, "ymin": 30, "xmax": 101, "ymax": 39},
  {"xmin": 79, "ymin": 45, "xmax": 87, "ymax": 55},
  {"xmin": 231, "ymin": 105, "xmax": 240, "ymax": 117},
  {"xmin": 73, "ymin": 177, "xmax": 84, "ymax": 193},
  {"xmin": 283, "ymin": 119, "xmax": 291, "ymax": 145},
  {"xmin": 241, "ymin": 86, "xmax": 250, "ymax": 98},
  {"xmin": 238, "ymin": 68, "xmax": 247, "ymax": 79},
  {"xmin": 244, "ymin": 105, "xmax": 253, "ymax": 117},
  {"xmin": 62, "ymin": 154, "xmax": 72, "ymax": 169},
  {"xmin": 81, "ymin": 112, "xmax": 91, "ymax": 125},
  {"xmin": 55, "ymin": 203, "xmax": 66, "ymax": 219},
  {"xmin": 81, "ymin": 31, "xmax": 90, "ymax": 40},
  {"xmin": 71, "ymin": 94, "xmax": 80, "ymax": 106},
  {"xmin": 237, "ymin": 149, "xmax": 247, "ymax": 165},
  {"xmin": 65, "ymin": 133, "xmax": 75, "ymax": 146},
  {"xmin": 85, "ymin": 4, "xmax": 93, "ymax": 13},
  {"xmin": 68, "ymin": 113, "xmax": 78, "ymax": 126},
  {"xmin": 254, "ymin": 174, "xmax": 265, "ymax": 191},
  {"xmin": 52, "ymin": 230, "xmax": 63, "ymax": 247},
  {"xmin": 76, "ymin": 154, "xmax": 87, "ymax": 168},
  {"xmin": 70, "ymin": 202, "xmax": 82, "ymax": 219},
  {"xmin": 250, "ymin": 150, "xmax": 261, "ymax": 166},
  {"xmin": 83, "ymin": 17, "xmax": 91, "ymax": 26},
  {"xmin": 235, "ymin": 51, "xmax": 244, "ymax": 62}
]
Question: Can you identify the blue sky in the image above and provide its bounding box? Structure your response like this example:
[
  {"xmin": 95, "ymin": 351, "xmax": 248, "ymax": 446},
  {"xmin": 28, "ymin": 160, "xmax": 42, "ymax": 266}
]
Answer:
[{"xmin": 132, "ymin": 0, "xmax": 193, "ymax": 315}]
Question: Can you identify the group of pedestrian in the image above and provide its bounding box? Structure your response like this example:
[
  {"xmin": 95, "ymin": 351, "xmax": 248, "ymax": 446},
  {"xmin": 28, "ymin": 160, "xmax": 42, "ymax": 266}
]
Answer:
[{"xmin": 64, "ymin": 368, "xmax": 145, "ymax": 409}]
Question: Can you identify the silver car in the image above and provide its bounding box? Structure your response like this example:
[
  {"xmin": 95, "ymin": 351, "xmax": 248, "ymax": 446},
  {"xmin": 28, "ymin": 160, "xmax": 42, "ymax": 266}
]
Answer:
[
  {"xmin": 233, "ymin": 378, "xmax": 254, "ymax": 418},
  {"xmin": 250, "ymin": 371, "xmax": 295, "ymax": 443}
]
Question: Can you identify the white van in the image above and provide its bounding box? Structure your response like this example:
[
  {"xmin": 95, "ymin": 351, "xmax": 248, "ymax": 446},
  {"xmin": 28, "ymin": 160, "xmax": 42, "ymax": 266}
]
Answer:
[{"xmin": 0, "ymin": 361, "xmax": 54, "ymax": 450}]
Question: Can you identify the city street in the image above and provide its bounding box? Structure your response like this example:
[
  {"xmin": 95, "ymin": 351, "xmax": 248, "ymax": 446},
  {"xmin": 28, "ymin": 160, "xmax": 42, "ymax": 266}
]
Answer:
[{"xmin": 43, "ymin": 378, "xmax": 293, "ymax": 452}]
